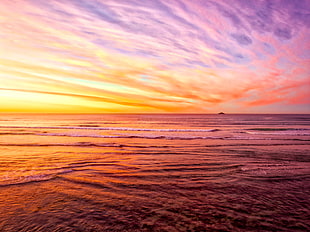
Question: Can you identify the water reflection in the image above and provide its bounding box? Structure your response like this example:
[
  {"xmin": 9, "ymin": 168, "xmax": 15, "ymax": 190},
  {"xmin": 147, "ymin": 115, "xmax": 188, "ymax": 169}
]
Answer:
[{"xmin": 0, "ymin": 114, "xmax": 309, "ymax": 231}]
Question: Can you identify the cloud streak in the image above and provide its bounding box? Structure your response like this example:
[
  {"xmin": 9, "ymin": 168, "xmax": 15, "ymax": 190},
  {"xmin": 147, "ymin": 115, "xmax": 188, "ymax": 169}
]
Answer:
[{"xmin": 0, "ymin": 0, "xmax": 309, "ymax": 113}]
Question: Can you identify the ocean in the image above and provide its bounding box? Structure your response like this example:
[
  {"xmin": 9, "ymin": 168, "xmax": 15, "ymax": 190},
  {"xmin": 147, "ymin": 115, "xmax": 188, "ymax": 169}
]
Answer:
[{"xmin": 0, "ymin": 114, "xmax": 309, "ymax": 231}]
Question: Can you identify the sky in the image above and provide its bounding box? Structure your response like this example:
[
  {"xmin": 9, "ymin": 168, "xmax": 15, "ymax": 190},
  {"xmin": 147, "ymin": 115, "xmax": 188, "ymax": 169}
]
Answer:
[{"xmin": 0, "ymin": 0, "xmax": 309, "ymax": 113}]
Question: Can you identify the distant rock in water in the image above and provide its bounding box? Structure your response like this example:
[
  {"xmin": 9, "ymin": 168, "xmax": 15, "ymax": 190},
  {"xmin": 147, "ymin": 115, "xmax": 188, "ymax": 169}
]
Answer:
[{"xmin": 218, "ymin": 112, "xmax": 225, "ymax": 115}]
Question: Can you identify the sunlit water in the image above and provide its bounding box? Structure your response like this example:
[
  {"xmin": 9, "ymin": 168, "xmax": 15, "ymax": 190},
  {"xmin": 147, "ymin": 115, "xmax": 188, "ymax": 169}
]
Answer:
[{"xmin": 0, "ymin": 114, "xmax": 309, "ymax": 231}]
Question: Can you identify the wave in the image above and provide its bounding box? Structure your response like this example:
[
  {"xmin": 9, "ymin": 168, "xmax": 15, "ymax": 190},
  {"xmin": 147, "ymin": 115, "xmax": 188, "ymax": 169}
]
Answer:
[
  {"xmin": 35, "ymin": 132, "xmax": 222, "ymax": 140},
  {"xmin": 0, "ymin": 125, "xmax": 220, "ymax": 132},
  {"xmin": 0, "ymin": 132, "xmax": 34, "ymax": 136},
  {"xmin": 0, "ymin": 142, "xmax": 121, "ymax": 147},
  {"xmin": 34, "ymin": 132, "xmax": 310, "ymax": 141},
  {"xmin": 239, "ymin": 164, "xmax": 310, "ymax": 182},
  {"xmin": 0, "ymin": 131, "xmax": 309, "ymax": 146},
  {"xmin": 78, "ymin": 124, "xmax": 100, "ymax": 127},
  {"xmin": 248, "ymin": 128, "xmax": 310, "ymax": 131},
  {"xmin": 1, "ymin": 139, "xmax": 309, "ymax": 148},
  {"xmin": 245, "ymin": 131, "xmax": 310, "ymax": 136},
  {"xmin": 0, "ymin": 169, "xmax": 73, "ymax": 187},
  {"xmin": 0, "ymin": 141, "xmax": 174, "ymax": 148},
  {"xmin": 59, "ymin": 176, "xmax": 113, "ymax": 190}
]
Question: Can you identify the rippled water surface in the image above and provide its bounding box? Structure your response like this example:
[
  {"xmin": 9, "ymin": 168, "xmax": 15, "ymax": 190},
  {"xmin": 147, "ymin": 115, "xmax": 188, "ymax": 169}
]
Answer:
[{"xmin": 0, "ymin": 114, "xmax": 309, "ymax": 231}]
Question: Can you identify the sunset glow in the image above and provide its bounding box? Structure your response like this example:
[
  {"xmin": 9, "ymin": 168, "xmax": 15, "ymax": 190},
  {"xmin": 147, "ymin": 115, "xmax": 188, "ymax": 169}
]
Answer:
[{"xmin": 0, "ymin": 0, "xmax": 309, "ymax": 113}]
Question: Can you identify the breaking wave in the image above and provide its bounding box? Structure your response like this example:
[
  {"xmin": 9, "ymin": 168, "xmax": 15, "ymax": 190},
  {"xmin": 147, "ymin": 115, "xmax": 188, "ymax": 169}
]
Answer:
[
  {"xmin": 0, "ymin": 125, "xmax": 220, "ymax": 132},
  {"xmin": 0, "ymin": 169, "xmax": 73, "ymax": 187}
]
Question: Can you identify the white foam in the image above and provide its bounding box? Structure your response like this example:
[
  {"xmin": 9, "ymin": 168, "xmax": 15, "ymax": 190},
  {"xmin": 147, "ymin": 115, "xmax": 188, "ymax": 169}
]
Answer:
[
  {"xmin": 36, "ymin": 132, "xmax": 222, "ymax": 140},
  {"xmin": 0, "ymin": 169, "xmax": 73, "ymax": 187},
  {"xmin": 0, "ymin": 126, "xmax": 219, "ymax": 132}
]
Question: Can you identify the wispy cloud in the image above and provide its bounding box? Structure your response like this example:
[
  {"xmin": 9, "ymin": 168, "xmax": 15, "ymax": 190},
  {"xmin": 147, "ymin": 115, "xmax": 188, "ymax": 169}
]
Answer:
[{"xmin": 0, "ymin": 0, "xmax": 309, "ymax": 113}]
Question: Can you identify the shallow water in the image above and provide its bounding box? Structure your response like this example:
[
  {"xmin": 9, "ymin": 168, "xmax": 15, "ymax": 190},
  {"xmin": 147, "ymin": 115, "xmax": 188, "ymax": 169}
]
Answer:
[{"xmin": 0, "ymin": 114, "xmax": 309, "ymax": 231}]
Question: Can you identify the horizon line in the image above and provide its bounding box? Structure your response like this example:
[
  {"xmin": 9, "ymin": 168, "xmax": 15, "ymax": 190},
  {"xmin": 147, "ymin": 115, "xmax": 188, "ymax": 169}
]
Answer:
[{"xmin": 0, "ymin": 112, "xmax": 309, "ymax": 115}]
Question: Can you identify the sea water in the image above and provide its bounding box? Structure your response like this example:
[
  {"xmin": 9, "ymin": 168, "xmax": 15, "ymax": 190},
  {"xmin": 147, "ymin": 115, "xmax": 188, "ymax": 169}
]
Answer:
[{"xmin": 0, "ymin": 114, "xmax": 309, "ymax": 231}]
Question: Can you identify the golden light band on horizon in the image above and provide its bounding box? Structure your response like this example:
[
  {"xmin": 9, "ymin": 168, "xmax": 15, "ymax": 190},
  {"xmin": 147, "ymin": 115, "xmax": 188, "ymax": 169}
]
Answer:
[{"xmin": 0, "ymin": 0, "xmax": 309, "ymax": 113}]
